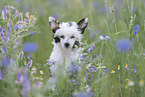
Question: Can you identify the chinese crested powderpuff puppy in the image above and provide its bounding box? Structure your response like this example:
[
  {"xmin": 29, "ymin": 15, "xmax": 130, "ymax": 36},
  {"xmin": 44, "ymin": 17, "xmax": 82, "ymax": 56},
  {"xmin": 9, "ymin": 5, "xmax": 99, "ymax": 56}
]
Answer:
[{"xmin": 48, "ymin": 16, "xmax": 88, "ymax": 88}]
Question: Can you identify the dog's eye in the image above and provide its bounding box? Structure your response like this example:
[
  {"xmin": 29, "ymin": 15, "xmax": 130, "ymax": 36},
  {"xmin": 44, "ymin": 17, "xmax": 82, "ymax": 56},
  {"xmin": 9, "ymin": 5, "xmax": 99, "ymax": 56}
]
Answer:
[
  {"xmin": 70, "ymin": 36, "xmax": 75, "ymax": 38},
  {"xmin": 60, "ymin": 35, "xmax": 64, "ymax": 38}
]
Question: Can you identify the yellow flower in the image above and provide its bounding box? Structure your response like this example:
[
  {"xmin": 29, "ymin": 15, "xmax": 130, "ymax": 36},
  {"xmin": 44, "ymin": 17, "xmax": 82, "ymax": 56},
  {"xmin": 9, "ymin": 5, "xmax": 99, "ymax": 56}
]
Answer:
[
  {"xmin": 128, "ymin": 81, "xmax": 134, "ymax": 86},
  {"xmin": 97, "ymin": 66, "xmax": 101, "ymax": 69},
  {"xmin": 32, "ymin": 67, "xmax": 36, "ymax": 71},
  {"xmin": 118, "ymin": 65, "xmax": 120, "ymax": 70},
  {"xmin": 31, "ymin": 70, "xmax": 36, "ymax": 74},
  {"xmin": 125, "ymin": 64, "xmax": 128, "ymax": 68},
  {"xmin": 139, "ymin": 79, "xmax": 144, "ymax": 86},
  {"xmin": 112, "ymin": 85, "xmax": 114, "ymax": 88},
  {"xmin": 125, "ymin": 85, "xmax": 128, "ymax": 88},
  {"xmin": 86, "ymin": 63, "xmax": 91, "ymax": 69},
  {"xmin": 102, "ymin": 65, "xmax": 106, "ymax": 68},
  {"xmin": 24, "ymin": 62, "xmax": 27, "ymax": 65},
  {"xmin": 39, "ymin": 75, "xmax": 43, "ymax": 80},
  {"xmin": 40, "ymin": 70, "xmax": 44, "ymax": 74},
  {"xmin": 39, "ymin": 75, "xmax": 42, "ymax": 78},
  {"xmin": 111, "ymin": 70, "xmax": 115, "ymax": 73},
  {"xmin": 125, "ymin": 78, "xmax": 129, "ymax": 81}
]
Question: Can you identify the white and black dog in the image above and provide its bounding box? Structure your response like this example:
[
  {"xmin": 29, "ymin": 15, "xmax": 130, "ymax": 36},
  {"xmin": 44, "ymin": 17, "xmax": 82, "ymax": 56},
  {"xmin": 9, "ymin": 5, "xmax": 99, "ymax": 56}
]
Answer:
[{"xmin": 48, "ymin": 16, "xmax": 88, "ymax": 88}]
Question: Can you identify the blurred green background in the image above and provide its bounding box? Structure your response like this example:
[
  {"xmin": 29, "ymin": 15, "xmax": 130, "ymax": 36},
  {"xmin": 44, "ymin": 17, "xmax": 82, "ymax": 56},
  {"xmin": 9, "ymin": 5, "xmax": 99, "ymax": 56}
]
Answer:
[
  {"xmin": 0, "ymin": 0, "xmax": 145, "ymax": 64},
  {"xmin": 1, "ymin": 0, "xmax": 145, "ymax": 96}
]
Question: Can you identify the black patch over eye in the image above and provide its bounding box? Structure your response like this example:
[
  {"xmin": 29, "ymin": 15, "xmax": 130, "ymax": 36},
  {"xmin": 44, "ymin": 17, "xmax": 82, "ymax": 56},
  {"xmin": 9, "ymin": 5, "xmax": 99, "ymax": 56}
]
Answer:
[
  {"xmin": 54, "ymin": 37, "xmax": 60, "ymax": 43},
  {"xmin": 60, "ymin": 35, "xmax": 64, "ymax": 38},
  {"xmin": 73, "ymin": 41, "xmax": 80, "ymax": 49},
  {"xmin": 70, "ymin": 36, "xmax": 75, "ymax": 38}
]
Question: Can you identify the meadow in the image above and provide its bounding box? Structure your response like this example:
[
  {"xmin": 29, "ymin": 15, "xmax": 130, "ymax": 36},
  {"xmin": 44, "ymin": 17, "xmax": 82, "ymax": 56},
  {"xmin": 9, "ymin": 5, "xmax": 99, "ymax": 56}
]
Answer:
[{"xmin": 0, "ymin": 0, "xmax": 145, "ymax": 97}]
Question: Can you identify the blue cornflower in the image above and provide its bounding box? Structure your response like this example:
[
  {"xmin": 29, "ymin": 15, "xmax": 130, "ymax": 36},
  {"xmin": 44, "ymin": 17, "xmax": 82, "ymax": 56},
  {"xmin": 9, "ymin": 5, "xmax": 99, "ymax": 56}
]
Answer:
[
  {"xmin": 72, "ymin": 64, "xmax": 78, "ymax": 76},
  {"xmin": 1, "ymin": 27, "xmax": 10, "ymax": 42},
  {"xmin": 29, "ymin": 31, "xmax": 35, "ymax": 35},
  {"xmin": 80, "ymin": 55, "xmax": 85, "ymax": 60},
  {"xmin": 17, "ymin": 72, "xmax": 23, "ymax": 84},
  {"xmin": 1, "ymin": 34, "xmax": 6, "ymax": 42},
  {"xmin": 88, "ymin": 77, "xmax": 93, "ymax": 81},
  {"xmin": 100, "ymin": 73, "xmax": 104, "ymax": 77},
  {"xmin": 90, "ymin": 56, "xmax": 94, "ymax": 60},
  {"xmin": 88, "ymin": 91, "xmax": 93, "ymax": 97},
  {"xmin": 133, "ymin": 66, "xmax": 136, "ymax": 75},
  {"xmin": 75, "ymin": 92, "xmax": 89, "ymax": 97},
  {"xmin": 23, "ymin": 42, "xmax": 38, "ymax": 53},
  {"xmin": 87, "ymin": 44, "xmax": 96, "ymax": 54},
  {"xmin": 1, "ymin": 46, "xmax": 6, "ymax": 54},
  {"xmin": 15, "ymin": 10, "xmax": 19, "ymax": 18},
  {"xmin": 1, "ymin": 26, "xmax": 7, "ymax": 42},
  {"xmin": 2, "ymin": 26, "xmax": 6, "ymax": 32},
  {"xmin": 27, "ymin": 55, "xmax": 30, "ymax": 59},
  {"xmin": 2, "ymin": 10, "xmax": 7, "ymax": 20},
  {"xmin": 79, "ymin": 53, "xmax": 87, "ymax": 60},
  {"xmin": 0, "ymin": 69, "xmax": 4, "ymax": 80},
  {"xmin": 20, "ymin": 53, "xmax": 23, "ymax": 60},
  {"xmin": 14, "ymin": 24, "xmax": 22, "ymax": 29},
  {"xmin": 27, "ymin": 59, "xmax": 33, "ymax": 68},
  {"xmin": 101, "ymin": 6, "xmax": 106, "ymax": 12},
  {"xmin": 133, "ymin": 24, "xmax": 139, "ymax": 34},
  {"xmin": 6, "ymin": 29, "xmax": 10, "ymax": 41},
  {"xmin": 116, "ymin": 38, "xmax": 132, "ymax": 52},
  {"xmin": 138, "ymin": 75, "xmax": 141, "ymax": 81},
  {"xmin": 5, "ymin": 6, "xmax": 10, "ymax": 14},
  {"xmin": 92, "ymin": 65, "xmax": 98, "ymax": 72},
  {"xmin": 132, "ymin": 6, "xmax": 136, "ymax": 12},
  {"xmin": 93, "ymin": 2, "xmax": 99, "ymax": 8},
  {"xmin": 98, "ymin": 54, "xmax": 102, "ymax": 58},
  {"xmin": 7, "ymin": 20, "xmax": 12, "ymax": 29},
  {"xmin": 22, "ymin": 68, "xmax": 31, "ymax": 97},
  {"xmin": 106, "ymin": 68, "xmax": 109, "ymax": 73},
  {"xmin": 90, "ymin": 33, "xmax": 94, "ymax": 39},
  {"xmin": 2, "ymin": 56, "xmax": 10, "ymax": 68}
]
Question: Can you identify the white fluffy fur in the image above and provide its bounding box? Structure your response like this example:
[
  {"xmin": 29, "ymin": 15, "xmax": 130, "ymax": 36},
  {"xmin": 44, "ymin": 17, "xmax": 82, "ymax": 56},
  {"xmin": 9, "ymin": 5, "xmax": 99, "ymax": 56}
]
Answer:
[
  {"xmin": 50, "ymin": 22, "xmax": 82, "ymax": 70},
  {"xmin": 48, "ymin": 17, "xmax": 88, "ymax": 89}
]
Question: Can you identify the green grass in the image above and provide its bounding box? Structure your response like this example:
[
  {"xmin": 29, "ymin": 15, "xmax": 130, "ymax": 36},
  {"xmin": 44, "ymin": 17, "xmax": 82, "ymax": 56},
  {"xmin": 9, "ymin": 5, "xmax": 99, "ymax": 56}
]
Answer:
[{"xmin": 0, "ymin": 0, "xmax": 145, "ymax": 97}]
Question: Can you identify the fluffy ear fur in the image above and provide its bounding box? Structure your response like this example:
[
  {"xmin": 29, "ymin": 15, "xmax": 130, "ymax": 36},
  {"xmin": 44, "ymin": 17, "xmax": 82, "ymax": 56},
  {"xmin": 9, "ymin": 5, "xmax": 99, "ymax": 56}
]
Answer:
[
  {"xmin": 77, "ymin": 18, "xmax": 88, "ymax": 34},
  {"xmin": 49, "ymin": 16, "xmax": 59, "ymax": 33}
]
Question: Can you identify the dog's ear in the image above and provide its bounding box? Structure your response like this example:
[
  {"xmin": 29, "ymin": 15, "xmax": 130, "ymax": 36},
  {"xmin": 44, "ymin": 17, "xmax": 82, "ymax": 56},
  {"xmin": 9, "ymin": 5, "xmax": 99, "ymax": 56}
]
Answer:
[
  {"xmin": 49, "ymin": 16, "xmax": 59, "ymax": 33},
  {"xmin": 77, "ymin": 18, "xmax": 88, "ymax": 34}
]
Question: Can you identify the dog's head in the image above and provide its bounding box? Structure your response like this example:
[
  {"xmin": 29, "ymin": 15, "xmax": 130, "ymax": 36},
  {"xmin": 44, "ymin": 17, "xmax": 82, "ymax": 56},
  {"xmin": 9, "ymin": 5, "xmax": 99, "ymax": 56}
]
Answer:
[{"xmin": 49, "ymin": 16, "xmax": 88, "ymax": 49}]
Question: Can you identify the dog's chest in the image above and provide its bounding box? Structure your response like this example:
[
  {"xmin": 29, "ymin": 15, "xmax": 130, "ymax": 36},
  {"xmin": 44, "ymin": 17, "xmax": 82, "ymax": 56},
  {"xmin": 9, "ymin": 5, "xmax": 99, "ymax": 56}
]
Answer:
[
  {"xmin": 50, "ymin": 44, "xmax": 79, "ymax": 64},
  {"xmin": 61, "ymin": 47, "xmax": 79, "ymax": 62}
]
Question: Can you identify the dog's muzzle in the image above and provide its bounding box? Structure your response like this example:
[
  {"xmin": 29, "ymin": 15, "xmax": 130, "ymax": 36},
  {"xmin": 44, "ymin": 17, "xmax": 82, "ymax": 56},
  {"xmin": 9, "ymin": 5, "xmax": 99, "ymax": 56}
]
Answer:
[{"xmin": 64, "ymin": 43, "xmax": 70, "ymax": 48}]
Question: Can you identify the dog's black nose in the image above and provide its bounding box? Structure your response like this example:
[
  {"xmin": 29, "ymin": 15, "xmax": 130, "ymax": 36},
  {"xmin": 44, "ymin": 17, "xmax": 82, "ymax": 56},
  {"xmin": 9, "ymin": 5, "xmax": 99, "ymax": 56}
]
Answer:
[{"xmin": 65, "ymin": 43, "xmax": 70, "ymax": 47}]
